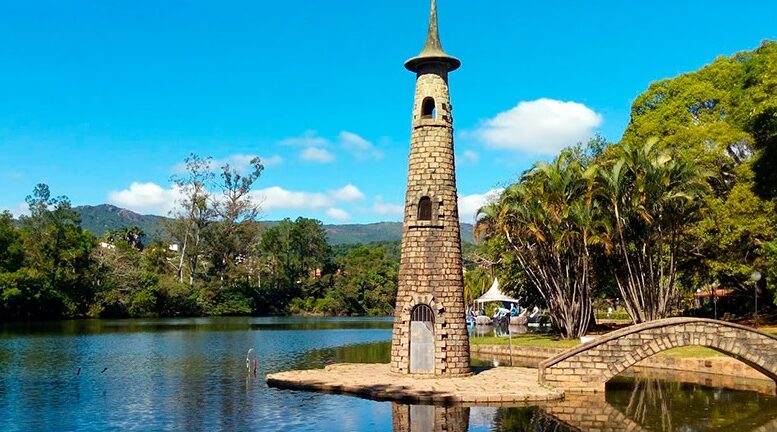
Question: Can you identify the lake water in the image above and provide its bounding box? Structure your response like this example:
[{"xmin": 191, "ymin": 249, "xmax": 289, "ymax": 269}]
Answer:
[{"xmin": 1, "ymin": 317, "xmax": 776, "ymax": 431}]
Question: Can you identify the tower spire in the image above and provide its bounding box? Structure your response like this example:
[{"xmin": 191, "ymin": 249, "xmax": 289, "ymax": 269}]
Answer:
[
  {"xmin": 405, "ymin": 0, "xmax": 461, "ymax": 72},
  {"xmin": 423, "ymin": 0, "xmax": 443, "ymax": 54}
]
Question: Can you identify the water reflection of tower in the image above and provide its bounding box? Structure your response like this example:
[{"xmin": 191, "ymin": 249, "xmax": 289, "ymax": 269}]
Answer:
[{"xmin": 391, "ymin": 403, "xmax": 469, "ymax": 432}]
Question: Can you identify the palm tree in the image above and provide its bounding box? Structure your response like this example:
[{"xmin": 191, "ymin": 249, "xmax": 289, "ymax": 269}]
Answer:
[
  {"xmin": 463, "ymin": 267, "xmax": 491, "ymax": 305},
  {"xmin": 594, "ymin": 139, "xmax": 710, "ymax": 322},
  {"xmin": 476, "ymin": 150, "xmax": 600, "ymax": 338}
]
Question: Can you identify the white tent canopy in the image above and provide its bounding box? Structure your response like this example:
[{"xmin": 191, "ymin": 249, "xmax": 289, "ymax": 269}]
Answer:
[{"xmin": 475, "ymin": 278, "xmax": 519, "ymax": 304}]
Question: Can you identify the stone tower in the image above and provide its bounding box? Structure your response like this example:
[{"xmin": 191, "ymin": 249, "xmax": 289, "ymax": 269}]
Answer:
[{"xmin": 390, "ymin": 0, "xmax": 469, "ymax": 377}]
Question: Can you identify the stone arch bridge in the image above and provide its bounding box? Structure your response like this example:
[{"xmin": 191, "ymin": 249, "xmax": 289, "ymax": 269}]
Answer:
[{"xmin": 539, "ymin": 317, "xmax": 777, "ymax": 392}]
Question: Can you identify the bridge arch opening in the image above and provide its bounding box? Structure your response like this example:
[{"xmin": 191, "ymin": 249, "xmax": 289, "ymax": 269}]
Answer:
[{"xmin": 605, "ymin": 341, "xmax": 773, "ymax": 387}]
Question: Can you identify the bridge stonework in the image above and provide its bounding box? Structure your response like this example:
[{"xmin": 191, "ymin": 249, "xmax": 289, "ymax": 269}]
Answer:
[
  {"xmin": 543, "ymin": 395, "xmax": 646, "ymax": 432},
  {"xmin": 539, "ymin": 318, "xmax": 777, "ymax": 393}
]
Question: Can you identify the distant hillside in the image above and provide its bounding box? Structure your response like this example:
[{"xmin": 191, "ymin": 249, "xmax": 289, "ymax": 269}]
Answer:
[
  {"xmin": 325, "ymin": 222, "xmax": 475, "ymax": 245},
  {"xmin": 72, "ymin": 205, "xmax": 476, "ymax": 245},
  {"xmin": 74, "ymin": 205, "xmax": 169, "ymax": 240}
]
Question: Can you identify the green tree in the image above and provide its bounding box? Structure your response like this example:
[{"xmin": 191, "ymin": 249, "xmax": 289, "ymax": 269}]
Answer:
[
  {"xmin": 463, "ymin": 267, "xmax": 491, "ymax": 306},
  {"xmin": 594, "ymin": 141, "xmax": 710, "ymax": 322},
  {"xmin": 477, "ymin": 150, "xmax": 600, "ymax": 338},
  {"xmin": 256, "ymin": 217, "xmax": 331, "ymax": 313},
  {"xmin": 329, "ymin": 245, "xmax": 397, "ymax": 315},
  {"xmin": 622, "ymin": 52, "xmax": 752, "ymax": 188},
  {"xmin": 6, "ymin": 184, "xmax": 97, "ymax": 318},
  {"xmin": 733, "ymin": 42, "xmax": 777, "ymax": 200},
  {"xmin": 687, "ymin": 163, "xmax": 776, "ymax": 291},
  {"xmin": 91, "ymin": 239, "xmax": 161, "ymax": 317},
  {"xmin": 166, "ymin": 153, "xmax": 214, "ymax": 286},
  {"xmin": 104, "ymin": 226, "xmax": 146, "ymax": 250},
  {"xmin": 205, "ymin": 157, "xmax": 263, "ymax": 285},
  {"xmin": 0, "ymin": 211, "xmax": 23, "ymax": 272},
  {"xmin": 621, "ymin": 41, "xmax": 777, "ymax": 308}
]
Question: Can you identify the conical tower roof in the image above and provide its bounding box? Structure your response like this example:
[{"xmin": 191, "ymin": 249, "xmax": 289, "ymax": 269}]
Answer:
[{"xmin": 405, "ymin": 0, "xmax": 461, "ymax": 72}]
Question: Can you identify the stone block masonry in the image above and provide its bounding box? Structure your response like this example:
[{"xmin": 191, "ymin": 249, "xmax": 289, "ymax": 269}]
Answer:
[
  {"xmin": 539, "ymin": 317, "xmax": 777, "ymax": 392},
  {"xmin": 391, "ymin": 0, "xmax": 469, "ymax": 377},
  {"xmin": 392, "ymin": 403, "xmax": 469, "ymax": 432},
  {"xmin": 266, "ymin": 363, "xmax": 563, "ymax": 405}
]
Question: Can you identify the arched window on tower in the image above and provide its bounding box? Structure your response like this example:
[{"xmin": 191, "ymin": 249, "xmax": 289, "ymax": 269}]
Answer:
[
  {"xmin": 418, "ymin": 196, "xmax": 432, "ymax": 221},
  {"xmin": 421, "ymin": 97, "xmax": 436, "ymax": 119}
]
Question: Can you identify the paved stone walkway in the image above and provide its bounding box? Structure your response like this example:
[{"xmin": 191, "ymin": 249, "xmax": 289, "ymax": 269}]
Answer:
[{"xmin": 266, "ymin": 363, "xmax": 564, "ymax": 405}]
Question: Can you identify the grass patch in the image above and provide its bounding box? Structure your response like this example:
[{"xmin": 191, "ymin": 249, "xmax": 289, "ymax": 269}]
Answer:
[
  {"xmin": 594, "ymin": 311, "xmax": 631, "ymax": 321},
  {"xmin": 472, "ymin": 336, "xmax": 724, "ymax": 358},
  {"xmin": 758, "ymin": 326, "xmax": 777, "ymax": 335},
  {"xmin": 470, "ymin": 333, "xmax": 579, "ymax": 349},
  {"xmin": 470, "ymin": 323, "xmax": 777, "ymax": 357},
  {"xmin": 656, "ymin": 346, "xmax": 723, "ymax": 358}
]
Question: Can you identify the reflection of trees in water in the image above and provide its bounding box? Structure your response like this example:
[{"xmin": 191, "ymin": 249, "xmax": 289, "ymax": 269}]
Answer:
[
  {"xmin": 291, "ymin": 341, "xmax": 390, "ymax": 370},
  {"xmin": 0, "ymin": 317, "xmax": 394, "ymax": 338},
  {"xmin": 389, "ymin": 375, "xmax": 777, "ymax": 432},
  {"xmin": 506, "ymin": 375, "xmax": 777, "ymax": 432},
  {"xmin": 491, "ymin": 406, "xmax": 575, "ymax": 432},
  {"xmin": 606, "ymin": 375, "xmax": 777, "ymax": 432},
  {"xmin": 623, "ymin": 377, "xmax": 672, "ymax": 431}
]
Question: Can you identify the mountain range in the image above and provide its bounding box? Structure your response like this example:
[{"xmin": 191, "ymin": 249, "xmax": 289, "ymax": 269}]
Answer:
[{"xmin": 72, "ymin": 204, "xmax": 476, "ymax": 245}]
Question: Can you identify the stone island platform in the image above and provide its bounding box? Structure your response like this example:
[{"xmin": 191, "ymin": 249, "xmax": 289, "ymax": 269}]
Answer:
[{"xmin": 266, "ymin": 364, "xmax": 564, "ymax": 405}]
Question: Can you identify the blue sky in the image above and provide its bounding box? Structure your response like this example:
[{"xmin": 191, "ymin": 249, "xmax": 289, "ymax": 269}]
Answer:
[{"xmin": 1, "ymin": 0, "xmax": 775, "ymax": 224}]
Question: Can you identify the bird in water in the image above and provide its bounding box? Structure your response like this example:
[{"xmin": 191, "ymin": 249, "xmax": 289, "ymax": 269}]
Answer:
[{"xmin": 246, "ymin": 348, "xmax": 255, "ymax": 373}]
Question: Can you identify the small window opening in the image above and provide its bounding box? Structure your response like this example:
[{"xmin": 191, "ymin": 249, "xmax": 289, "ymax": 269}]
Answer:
[
  {"xmin": 411, "ymin": 304, "xmax": 434, "ymax": 323},
  {"xmin": 418, "ymin": 196, "xmax": 432, "ymax": 221},
  {"xmin": 421, "ymin": 97, "xmax": 436, "ymax": 119}
]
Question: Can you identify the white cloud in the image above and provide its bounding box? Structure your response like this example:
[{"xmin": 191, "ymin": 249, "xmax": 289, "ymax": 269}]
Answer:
[
  {"xmin": 471, "ymin": 98, "xmax": 602, "ymax": 155},
  {"xmin": 226, "ymin": 154, "xmax": 283, "ymax": 169},
  {"xmin": 1, "ymin": 202, "xmax": 29, "ymax": 218},
  {"xmin": 326, "ymin": 208, "xmax": 350, "ymax": 221},
  {"xmin": 458, "ymin": 189, "xmax": 504, "ymax": 223},
  {"xmin": 4, "ymin": 171, "xmax": 23, "ymax": 181},
  {"xmin": 300, "ymin": 147, "xmax": 335, "ymax": 163},
  {"xmin": 214, "ymin": 154, "xmax": 283, "ymax": 173},
  {"xmin": 107, "ymin": 182, "xmax": 183, "ymax": 215},
  {"xmin": 279, "ymin": 130, "xmax": 385, "ymax": 163},
  {"xmin": 372, "ymin": 196, "xmax": 404, "ymax": 217},
  {"xmin": 330, "ymin": 184, "xmax": 365, "ymax": 202},
  {"xmin": 279, "ymin": 130, "xmax": 330, "ymax": 147},
  {"xmin": 260, "ymin": 155, "xmax": 284, "ymax": 167},
  {"xmin": 252, "ymin": 184, "xmax": 364, "ymax": 222},
  {"xmin": 460, "ymin": 150, "xmax": 479, "ymax": 164},
  {"xmin": 253, "ymin": 186, "xmax": 332, "ymax": 211},
  {"xmin": 173, "ymin": 153, "xmax": 282, "ymax": 174},
  {"xmin": 109, "ymin": 180, "xmax": 364, "ymax": 219},
  {"xmin": 338, "ymin": 131, "xmax": 383, "ymax": 160}
]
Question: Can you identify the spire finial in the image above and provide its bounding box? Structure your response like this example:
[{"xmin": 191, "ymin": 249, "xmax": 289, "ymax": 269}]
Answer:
[
  {"xmin": 405, "ymin": 0, "xmax": 460, "ymax": 73},
  {"xmin": 424, "ymin": 0, "xmax": 442, "ymax": 53}
]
